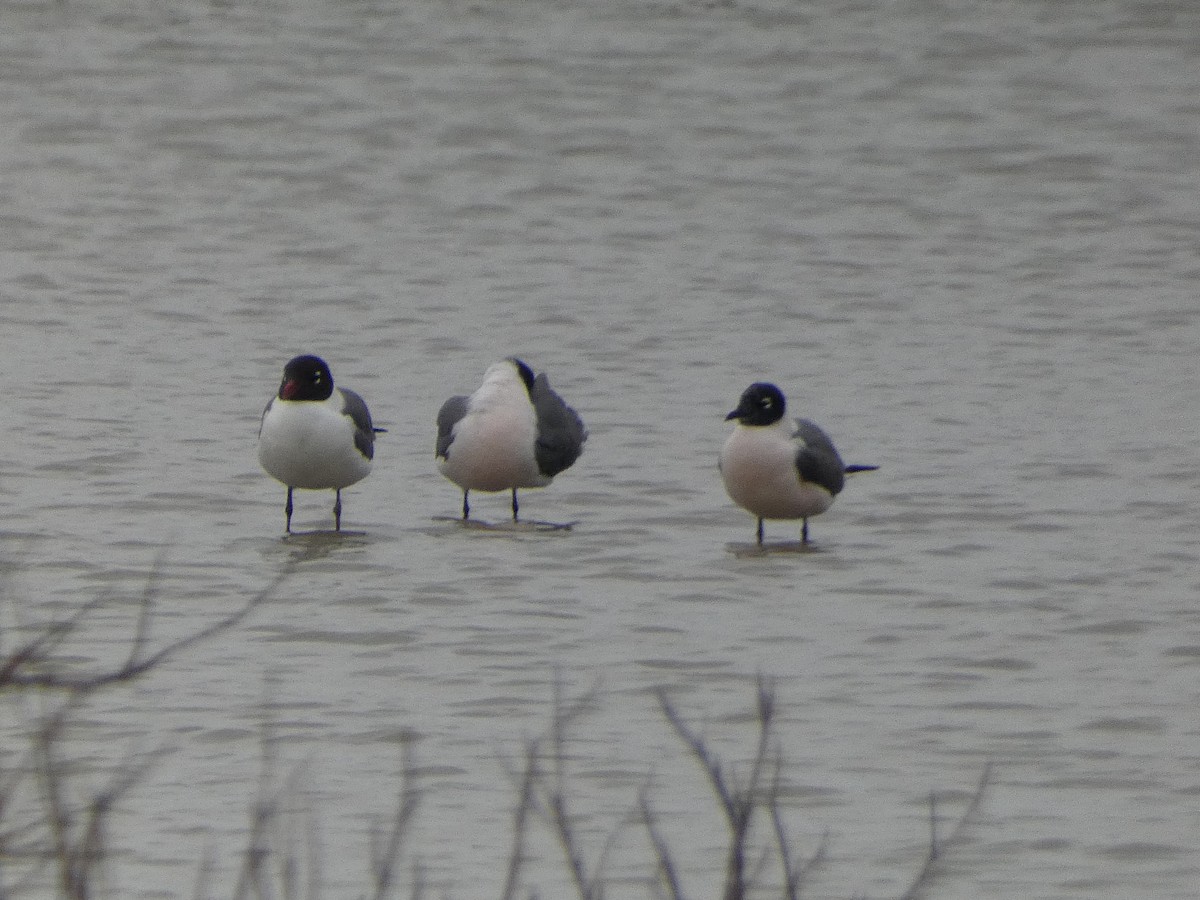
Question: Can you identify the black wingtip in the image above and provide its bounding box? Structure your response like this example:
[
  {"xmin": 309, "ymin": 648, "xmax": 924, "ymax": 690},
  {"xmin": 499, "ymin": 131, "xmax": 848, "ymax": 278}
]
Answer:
[{"xmin": 844, "ymin": 464, "xmax": 880, "ymax": 474}]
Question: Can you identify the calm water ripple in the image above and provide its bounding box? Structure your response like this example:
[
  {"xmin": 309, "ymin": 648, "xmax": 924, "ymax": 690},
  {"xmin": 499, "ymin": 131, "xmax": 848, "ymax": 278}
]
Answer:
[{"xmin": 2, "ymin": 0, "xmax": 1199, "ymax": 897}]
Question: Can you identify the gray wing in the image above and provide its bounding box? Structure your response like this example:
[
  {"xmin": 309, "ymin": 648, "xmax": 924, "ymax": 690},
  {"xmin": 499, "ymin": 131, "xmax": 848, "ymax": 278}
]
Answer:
[
  {"xmin": 793, "ymin": 418, "xmax": 845, "ymax": 496},
  {"xmin": 436, "ymin": 395, "xmax": 469, "ymax": 459},
  {"xmin": 530, "ymin": 373, "xmax": 587, "ymax": 478},
  {"xmin": 340, "ymin": 388, "xmax": 379, "ymax": 461},
  {"xmin": 259, "ymin": 397, "xmax": 274, "ymax": 437}
]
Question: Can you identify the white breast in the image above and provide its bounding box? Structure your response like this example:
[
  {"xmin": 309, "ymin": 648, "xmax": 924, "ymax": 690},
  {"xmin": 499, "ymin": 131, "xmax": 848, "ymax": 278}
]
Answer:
[
  {"xmin": 438, "ymin": 374, "xmax": 546, "ymax": 492},
  {"xmin": 720, "ymin": 424, "xmax": 835, "ymax": 520},
  {"xmin": 258, "ymin": 398, "xmax": 372, "ymax": 490}
]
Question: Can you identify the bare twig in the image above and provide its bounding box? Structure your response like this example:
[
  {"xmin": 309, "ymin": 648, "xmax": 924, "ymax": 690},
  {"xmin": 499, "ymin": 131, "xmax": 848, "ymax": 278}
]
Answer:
[
  {"xmin": 639, "ymin": 786, "xmax": 685, "ymax": 900},
  {"xmin": 74, "ymin": 744, "xmax": 171, "ymax": 899},
  {"xmin": 33, "ymin": 706, "xmax": 76, "ymax": 898},
  {"xmin": 6, "ymin": 566, "xmax": 290, "ymax": 692},
  {"xmin": 369, "ymin": 738, "xmax": 421, "ymax": 900},
  {"xmin": 657, "ymin": 676, "xmax": 780, "ymax": 900},
  {"xmin": 0, "ymin": 561, "xmax": 291, "ymax": 900},
  {"xmin": 767, "ymin": 751, "xmax": 828, "ymax": 900},
  {"xmin": 897, "ymin": 761, "xmax": 993, "ymax": 900},
  {"xmin": 231, "ymin": 685, "xmax": 301, "ymax": 900},
  {"xmin": 190, "ymin": 843, "xmax": 215, "ymax": 900},
  {"xmin": 0, "ymin": 594, "xmax": 110, "ymax": 688},
  {"xmin": 29, "ymin": 697, "xmax": 170, "ymax": 900},
  {"xmin": 123, "ymin": 551, "xmax": 166, "ymax": 677},
  {"xmin": 231, "ymin": 757, "xmax": 311, "ymax": 900},
  {"xmin": 540, "ymin": 681, "xmax": 598, "ymax": 900},
  {"xmin": 656, "ymin": 688, "xmax": 734, "ymax": 815},
  {"xmin": 499, "ymin": 740, "xmax": 540, "ymax": 900}
]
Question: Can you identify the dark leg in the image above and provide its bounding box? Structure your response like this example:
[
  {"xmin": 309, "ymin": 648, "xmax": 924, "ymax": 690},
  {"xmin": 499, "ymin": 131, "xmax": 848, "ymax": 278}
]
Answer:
[
  {"xmin": 462, "ymin": 490, "xmax": 470, "ymax": 520},
  {"xmin": 756, "ymin": 517, "xmax": 764, "ymax": 546},
  {"xmin": 334, "ymin": 489, "xmax": 342, "ymax": 531},
  {"xmin": 511, "ymin": 488, "xmax": 520, "ymax": 521},
  {"xmin": 285, "ymin": 487, "xmax": 294, "ymax": 533},
  {"xmin": 801, "ymin": 518, "xmax": 809, "ymax": 544}
]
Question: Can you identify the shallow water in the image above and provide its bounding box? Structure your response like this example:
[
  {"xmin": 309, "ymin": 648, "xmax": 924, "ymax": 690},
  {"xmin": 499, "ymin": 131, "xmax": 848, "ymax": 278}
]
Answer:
[{"xmin": 2, "ymin": 0, "xmax": 1200, "ymax": 897}]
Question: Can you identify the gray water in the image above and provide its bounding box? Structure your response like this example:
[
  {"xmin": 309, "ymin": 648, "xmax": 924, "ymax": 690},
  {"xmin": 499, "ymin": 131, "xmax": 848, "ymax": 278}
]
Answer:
[{"xmin": 2, "ymin": 0, "xmax": 1200, "ymax": 896}]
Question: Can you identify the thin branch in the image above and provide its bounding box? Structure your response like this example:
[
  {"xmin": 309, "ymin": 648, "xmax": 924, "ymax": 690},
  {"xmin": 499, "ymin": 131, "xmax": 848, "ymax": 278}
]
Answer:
[
  {"xmin": 123, "ymin": 551, "xmax": 166, "ymax": 676},
  {"xmin": 304, "ymin": 810, "xmax": 321, "ymax": 900},
  {"xmin": 407, "ymin": 859, "xmax": 426, "ymax": 900},
  {"xmin": 72, "ymin": 744, "xmax": 171, "ymax": 899},
  {"xmin": 0, "ymin": 561, "xmax": 292, "ymax": 900},
  {"xmin": 597, "ymin": 801, "xmax": 636, "ymax": 893},
  {"xmin": 7, "ymin": 566, "xmax": 290, "ymax": 691},
  {"xmin": 544, "ymin": 692, "xmax": 594, "ymax": 900},
  {"xmin": 767, "ymin": 748, "xmax": 828, "ymax": 900},
  {"xmin": 189, "ymin": 843, "xmax": 214, "ymax": 900},
  {"xmin": 522, "ymin": 679, "xmax": 603, "ymax": 900},
  {"xmin": 30, "ymin": 698, "xmax": 167, "ymax": 900},
  {"xmin": 639, "ymin": 787, "xmax": 685, "ymax": 900},
  {"xmin": 369, "ymin": 739, "xmax": 421, "ymax": 900},
  {"xmin": 771, "ymin": 796, "xmax": 828, "ymax": 899},
  {"xmin": 232, "ymin": 700, "xmax": 284, "ymax": 900},
  {"xmin": 897, "ymin": 761, "xmax": 993, "ymax": 900},
  {"xmin": 0, "ymin": 593, "xmax": 110, "ymax": 687},
  {"xmin": 33, "ymin": 706, "xmax": 76, "ymax": 899},
  {"xmin": 723, "ymin": 677, "xmax": 776, "ymax": 900},
  {"xmin": 658, "ymin": 678, "xmax": 780, "ymax": 900},
  {"xmin": 499, "ymin": 739, "xmax": 540, "ymax": 900},
  {"xmin": 655, "ymin": 689, "xmax": 734, "ymax": 816}
]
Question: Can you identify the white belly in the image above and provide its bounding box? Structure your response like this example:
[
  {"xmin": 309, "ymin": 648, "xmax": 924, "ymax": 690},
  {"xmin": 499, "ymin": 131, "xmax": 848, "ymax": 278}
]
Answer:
[
  {"xmin": 439, "ymin": 405, "xmax": 547, "ymax": 492},
  {"xmin": 720, "ymin": 427, "xmax": 834, "ymax": 520},
  {"xmin": 259, "ymin": 401, "xmax": 371, "ymax": 490}
]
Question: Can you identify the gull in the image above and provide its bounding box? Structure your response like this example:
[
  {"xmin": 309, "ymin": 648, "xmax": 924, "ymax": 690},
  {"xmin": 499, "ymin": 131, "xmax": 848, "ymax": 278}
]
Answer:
[
  {"xmin": 720, "ymin": 381, "xmax": 876, "ymax": 546},
  {"xmin": 436, "ymin": 357, "xmax": 586, "ymax": 523},
  {"xmin": 258, "ymin": 354, "xmax": 383, "ymax": 533}
]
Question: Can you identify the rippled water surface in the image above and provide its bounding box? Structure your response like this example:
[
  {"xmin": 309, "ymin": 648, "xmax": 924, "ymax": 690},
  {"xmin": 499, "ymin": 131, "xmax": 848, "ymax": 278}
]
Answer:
[{"xmin": 2, "ymin": 0, "xmax": 1200, "ymax": 897}]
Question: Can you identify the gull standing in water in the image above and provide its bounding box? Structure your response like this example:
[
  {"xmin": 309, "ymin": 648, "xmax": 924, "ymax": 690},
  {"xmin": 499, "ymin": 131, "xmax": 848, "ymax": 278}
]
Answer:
[
  {"xmin": 720, "ymin": 381, "xmax": 876, "ymax": 546},
  {"xmin": 258, "ymin": 354, "xmax": 383, "ymax": 533},
  {"xmin": 436, "ymin": 357, "xmax": 586, "ymax": 524}
]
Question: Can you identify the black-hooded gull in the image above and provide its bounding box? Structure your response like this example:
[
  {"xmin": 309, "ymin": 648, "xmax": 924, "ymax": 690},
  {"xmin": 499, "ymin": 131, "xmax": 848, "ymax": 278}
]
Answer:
[
  {"xmin": 720, "ymin": 381, "xmax": 876, "ymax": 546},
  {"xmin": 258, "ymin": 354, "xmax": 383, "ymax": 533}
]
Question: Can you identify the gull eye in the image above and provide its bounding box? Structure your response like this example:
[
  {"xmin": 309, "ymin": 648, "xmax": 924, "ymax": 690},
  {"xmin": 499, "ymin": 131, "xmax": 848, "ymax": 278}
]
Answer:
[{"xmin": 759, "ymin": 396, "xmax": 772, "ymax": 409}]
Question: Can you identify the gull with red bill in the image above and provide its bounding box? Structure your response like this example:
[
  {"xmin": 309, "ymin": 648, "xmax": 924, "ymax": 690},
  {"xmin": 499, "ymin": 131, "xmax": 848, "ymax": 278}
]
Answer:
[{"xmin": 258, "ymin": 354, "xmax": 384, "ymax": 533}]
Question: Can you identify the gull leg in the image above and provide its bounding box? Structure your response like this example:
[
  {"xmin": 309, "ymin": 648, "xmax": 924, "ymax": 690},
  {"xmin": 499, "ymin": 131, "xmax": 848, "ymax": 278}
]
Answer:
[
  {"xmin": 511, "ymin": 489, "xmax": 520, "ymax": 521},
  {"xmin": 334, "ymin": 489, "xmax": 342, "ymax": 531},
  {"xmin": 801, "ymin": 518, "xmax": 809, "ymax": 545},
  {"xmin": 756, "ymin": 518, "xmax": 764, "ymax": 546},
  {"xmin": 462, "ymin": 490, "xmax": 470, "ymax": 520},
  {"xmin": 285, "ymin": 487, "xmax": 294, "ymax": 534}
]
